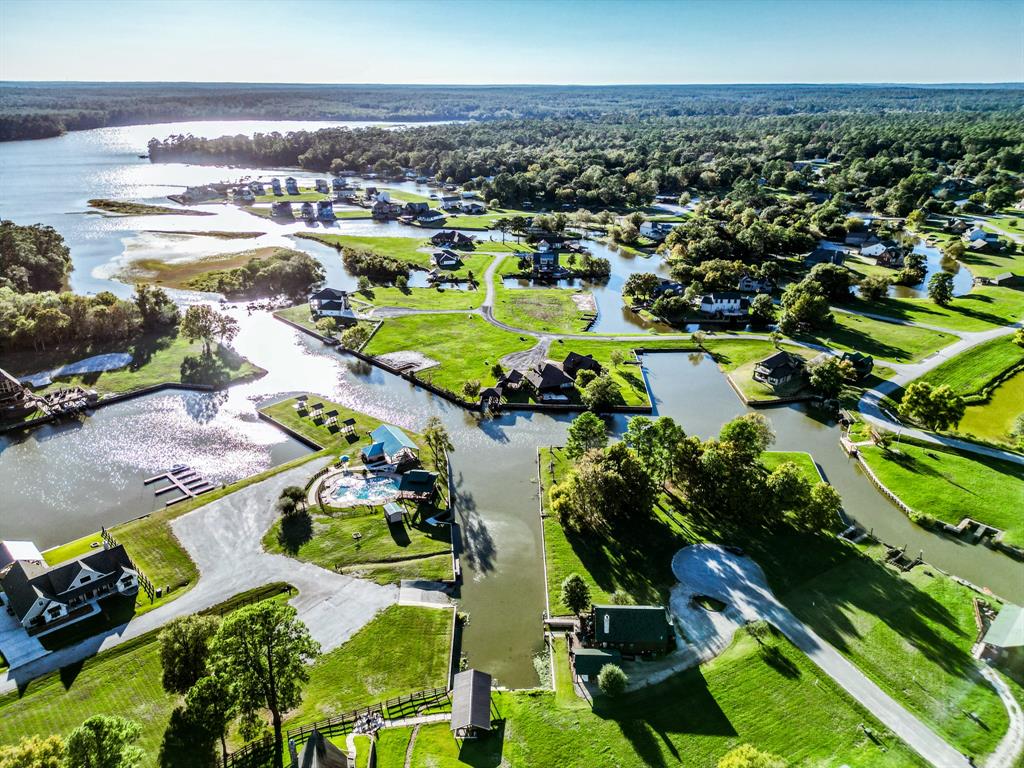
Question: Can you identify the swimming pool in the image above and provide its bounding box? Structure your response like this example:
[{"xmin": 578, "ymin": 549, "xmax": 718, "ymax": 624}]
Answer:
[{"xmin": 330, "ymin": 473, "xmax": 401, "ymax": 507}]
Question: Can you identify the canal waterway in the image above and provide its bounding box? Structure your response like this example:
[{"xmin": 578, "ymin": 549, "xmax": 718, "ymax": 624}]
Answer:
[{"xmin": 0, "ymin": 121, "xmax": 1020, "ymax": 688}]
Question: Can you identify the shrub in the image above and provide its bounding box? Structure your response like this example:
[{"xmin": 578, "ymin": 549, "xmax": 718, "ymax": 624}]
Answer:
[{"xmin": 597, "ymin": 664, "xmax": 628, "ymax": 696}]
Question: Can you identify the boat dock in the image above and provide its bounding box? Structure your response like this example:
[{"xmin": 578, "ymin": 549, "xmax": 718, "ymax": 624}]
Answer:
[{"xmin": 144, "ymin": 465, "xmax": 215, "ymax": 506}]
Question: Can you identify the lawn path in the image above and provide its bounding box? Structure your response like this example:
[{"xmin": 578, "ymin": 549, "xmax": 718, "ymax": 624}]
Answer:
[
  {"xmin": 0, "ymin": 460, "xmax": 397, "ymax": 694},
  {"xmin": 980, "ymin": 667, "xmax": 1024, "ymax": 768}
]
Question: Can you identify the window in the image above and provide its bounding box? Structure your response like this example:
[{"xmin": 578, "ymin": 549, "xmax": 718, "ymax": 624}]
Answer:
[
  {"xmin": 48, "ymin": 607, "xmax": 61, "ymax": 618},
  {"xmin": 79, "ymin": 575, "xmax": 91, "ymax": 583}
]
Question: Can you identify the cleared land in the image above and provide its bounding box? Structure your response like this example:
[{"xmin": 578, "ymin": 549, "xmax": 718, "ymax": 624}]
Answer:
[
  {"xmin": 800, "ymin": 311, "xmax": 958, "ymax": 363},
  {"xmin": 295, "ymin": 233, "xmax": 436, "ymax": 269},
  {"xmin": 917, "ymin": 335, "xmax": 1024, "ymax": 399},
  {"xmin": 359, "ymin": 285, "xmax": 485, "ymax": 311},
  {"xmin": 377, "ymin": 629, "xmax": 923, "ymax": 768},
  {"xmin": 493, "ymin": 284, "xmax": 590, "ymax": 334},
  {"xmin": 850, "ymin": 286, "xmax": 1024, "ymax": 332},
  {"xmin": 859, "ymin": 442, "xmax": 1024, "ymax": 546}
]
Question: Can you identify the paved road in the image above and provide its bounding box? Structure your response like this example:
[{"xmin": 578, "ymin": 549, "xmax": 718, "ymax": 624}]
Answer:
[
  {"xmin": 0, "ymin": 461, "xmax": 396, "ymax": 694},
  {"xmin": 672, "ymin": 544, "xmax": 973, "ymax": 768}
]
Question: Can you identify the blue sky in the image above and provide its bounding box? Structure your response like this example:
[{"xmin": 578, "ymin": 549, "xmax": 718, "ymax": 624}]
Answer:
[{"xmin": 1, "ymin": 0, "xmax": 1021, "ymax": 84}]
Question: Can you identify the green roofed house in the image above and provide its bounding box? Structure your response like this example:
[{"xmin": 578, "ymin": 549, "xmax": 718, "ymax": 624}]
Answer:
[
  {"xmin": 590, "ymin": 604, "xmax": 675, "ymax": 655},
  {"xmin": 361, "ymin": 424, "xmax": 419, "ymax": 467},
  {"xmin": 980, "ymin": 604, "xmax": 1024, "ymax": 663},
  {"xmin": 572, "ymin": 646, "xmax": 622, "ymax": 682},
  {"xmin": 397, "ymin": 469, "xmax": 438, "ymax": 501}
]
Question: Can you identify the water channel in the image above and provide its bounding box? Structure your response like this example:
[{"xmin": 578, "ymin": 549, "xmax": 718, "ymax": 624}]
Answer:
[{"xmin": 0, "ymin": 120, "xmax": 1020, "ymax": 688}]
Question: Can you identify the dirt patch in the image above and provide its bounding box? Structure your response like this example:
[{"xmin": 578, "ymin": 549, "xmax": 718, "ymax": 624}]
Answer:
[
  {"xmin": 375, "ymin": 351, "xmax": 440, "ymax": 373},
  {"xmin": 571, "ymin": 292, "xmax": 597, "ymax": 313}
]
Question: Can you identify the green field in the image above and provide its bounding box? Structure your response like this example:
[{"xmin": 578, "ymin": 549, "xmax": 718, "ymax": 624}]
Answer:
[
  {"xmin": 800, "ymin": 310, "xmax": 958, "ymax": 363},
  {"xmin": 492, "ymin": 284, "xmax": 590, "ymax": 334},
  {"xmin": 359, "ymin": 285, "xmax": 485, "ymax": 311},
  {"xmin": 917, "ymin": 335, "xmax": 1024, "ymax": 399},
  {"xmin": 851, "ymin": 286, "xmax": 1024, "ymax": 332},
  {"xmin": 377, "ymin": 629, "xmax": 922, "ymax": 768},
  {"xmin": 427, "ymin": 206, "xmax": 535, "ymax": 231},
  {"xmin": 295, "ymin": 233, "xmax": 436, "ymax": 269},
  {"xmin": 286, "ymin": 605, "xmax": 452, "ymax": 728},
  {"xmin": 760, "ymin": 450, "xmax": 821, "ymax": 481},
  {"xmin": 859, "ymin": 442, "xmax": 1024, "ymax": 546},
  {"xmin": 364, "ymin": 313, "xmax": 535, "ymax": 395},
  {"xmin": 958, "ymin": 368, "xmax": 1024, "ymax": 446},
  {"xmin": 704, "ymin": 338, "xmax": 815, "ymax": 402}
]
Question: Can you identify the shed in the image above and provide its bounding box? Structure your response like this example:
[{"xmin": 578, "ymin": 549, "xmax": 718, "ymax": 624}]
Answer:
[
  {"xmin": 572, "ymin": 647, "xmax": 621, "ymax": 680},
  {"xmin": 982, "ymin": 604, "xmax": 1024, "ymax": 651},
  {"xmin": 294, "ymin": 729, "xmax": 348, "ymax": 768},
  {"xmin": 384, "ymin": 502, "xmax": 405, "ymax": 524},
  {"xmin": 451, "ymin": 669, "xmax": 492, "ymax": 738}
]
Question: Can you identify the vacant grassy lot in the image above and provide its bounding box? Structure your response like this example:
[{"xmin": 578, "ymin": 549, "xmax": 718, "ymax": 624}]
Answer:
[
  {"xmin": 851, "ymin": 286, "xmax": 1024, "ymax": 332},
  {"xmin": 286, "ymin": 605, "xmax": 452, "ymax": 728},
  {"xmin": 799, "ymin": 310, "xmax": 957, "ymax": 363},
  {"xmin": 296, "ymin": 233, "xmax": 436, "ymax": 269},
  {"xmin": 263, "ymin": 505, "xmax": 453, "ymax": 585},
  {"xmin": 376, "ymin": 628, "xmax": 922, "ymax": 768},
  {"xmin": 359, "ymin": 284, "xmax": 485, "ymax": 311},
  {"xmin": 493, "ymin": 284, "xmax": 590, "ymax": 333},
  {"xmin": 917, "ymin": 335, "xmax": 1024, "ymax": 398},
  {"xmin": 364, "ymin": 313, "xmax": 535, "ymax": 395},
  {"xmin": 760, "ymin": 450, "xmax": 821, "ymax": 482},
  {"xmin": 958, "ymin": 369, "xmax": 1024, "ymax": 447},
  {"xmin": 859, "ymin": 442, "xmax": 1024, "ymax": 546}
]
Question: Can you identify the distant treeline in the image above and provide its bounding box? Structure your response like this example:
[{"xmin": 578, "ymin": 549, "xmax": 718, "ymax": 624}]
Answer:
[
  {"xmin": 147, "ymin": 110, "xmax": 1024, "ymax": 209},
  {"xmin": 2, "ymin": 81, "xmax": 1023, "ymax": 141}
]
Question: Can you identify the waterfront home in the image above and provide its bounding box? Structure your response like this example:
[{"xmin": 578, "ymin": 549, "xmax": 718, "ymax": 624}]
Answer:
[
  {"xmin": 285, "ymin": 177, "xmax": 299, "ymax": 195},
  {"xmin": 944, "ymin": 217, "xmax": 969, "ymax": 234},
  {"xmin": 862, "ymin": 238, "xmax": 901, "ymax": 258},
  {"xmin": 737, "ymin": 274, "xmax": 773, "ymax": 293},
  {"xmin": 361, "ymin": 424, "xmax": 419, "ymax": 466},
  {"xmin": 270, "ymin": 201, "xmax": 294, "ymax": 218},
  {"xmin": 753, "ymin": 351, "xmax": 805, "ymax": 388},
  {"xmin": 315, "ymin": 179, "xmax": 329, "ymax": 194},
  {"xmin": 652, "ymin": 279, "xmax": 685, "ymax": 298},
  {"xmin": 804, "ymin": 247, "xmax": 845, "ymax": 267},
  {"xmin": 498, "ymin": 368, "xmax": 526, "ymax": 391},
  {"xmin": 968, "ymin": 238, "xmax": 998, "ymax": 254},
  {"xmin": 590, "ymin": 604, "xmax": 674, "ymax": 655},
  {"xmin": 535, "ymin": 239, "xmax": 553, "ymax": 253},
  {"xmin": 233, "ymin": 186, "xmax": 255, "ymax": 204},
  {"xmin": 562, "ymin": 351, "xmax": 602, "ymax": 379},
  {"xmin": 417, "ymin": 210, "xmax": 447, "ymax": 226},
  {"xmin": 532, "ymin": 250, "xmax": 560, "ymax": 275},
  {"xmin": 270, "ymin": 177, "xmax": 282, "ymax": 195},
  {"xmin": 178, "ymin": 185, "xmax": 220, "ymax": 204},
  {"xmin": 526, "ymin": 361, "xmax": 574, "ymax": 393},
  {"xmin": 0, "ymin": 540, "xmax": 43, "ymax": 572},
  {"xmin": 966, "ymin": 227, "xmax": 999, "ymax": 244},
  {"xmin": 404, "ymin": 201, "xmax": 430, "ymax": 216},
  {"xmin": 698, "ymin": 292, "xmax": 750, "ymax": 317},
  {"xmin": 331, "ymin": 177, "xmax": 347, "ymax": 192},
  {"xmin": 432, "ymin": 250, "xmax": 462, "ymax": 269},
  {"xmin": 451, "ymin": 669, "xmax": 493, "ymax": 739},
  {"xmin": 978, "ymin": 604, "xmax": 1024, "ymax": 664},
  {"xmin": 316, "ymin": 200, "xmax": 335, "ymax": 220},
  {"xmin": 460, "ymin": 190, "xmax": 478, "ymax": 200},
  {"xmin": 308, "ymin": 287, "xmax": 358, "ymax": 324},
  {"xmin": 334, "ymin": 188, "xmax": 356, "ymax": 202},
  {"xmin": 249, "ymin": 181, "xmax": 265, "ymax": 195},
  {"xmin": 460, "ymin": 200, "xmax": 486, "ymax": 214},
  {"xmin": 639, "ymin": 221, "xmax": 675, "ymax": 241},
  {"xmin": 439, "ymin": 195, "xmax": 461, "ymax": 211},
  {"xmin": 372, "ymin": 199, "xmax": 401, "ymax": 219},
  {"xmin": 430, "ymin": 230, "xmax": 475, "ymax": 248},
  {"xmin": 0, "ymin": 543, "xmax": 138, "ymax": 635},
  {"xmin": 844, "ymin": 230, "xmax": 870, "ymax": 248},
  {"xmin": 301, "ymin": 201, "xmax": 316, "ymax": 221}
]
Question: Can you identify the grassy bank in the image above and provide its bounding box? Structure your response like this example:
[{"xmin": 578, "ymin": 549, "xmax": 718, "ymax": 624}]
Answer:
[
  {"xmin": 917, "ymin": 335, "xmax": 1024, "ymax": 398},
  {"xmin": 144, "ymin": 229, "xmax": 266, "ymax": 239},
  {"xmin": 850, "ymin": 286, "xmax": 1024, "ymax": 332},
  {"xmin": 801, "ymin": 310, "xmax": 957, "ymax": 363},
  {"xmin": 957, "ymin": 368, "xmax": 1024, "ymax": 447},
  {"xmin": 87, "ymin": 199, "xmax": 213, "ymax": 216},
  {"xmin": 859, "ymin": 442, "xmax": 1024, "ymax": 546}
]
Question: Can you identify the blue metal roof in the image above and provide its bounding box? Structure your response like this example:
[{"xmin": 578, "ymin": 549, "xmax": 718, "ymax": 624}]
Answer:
[{"xmin": 369, "ymin": 425, "xmax": 418, "ymax": 458}]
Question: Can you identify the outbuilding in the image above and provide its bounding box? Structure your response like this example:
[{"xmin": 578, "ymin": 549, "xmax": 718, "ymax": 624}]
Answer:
[{"xmin": 450, "ymin": 669, "xmax": 493, "ymax": 738}]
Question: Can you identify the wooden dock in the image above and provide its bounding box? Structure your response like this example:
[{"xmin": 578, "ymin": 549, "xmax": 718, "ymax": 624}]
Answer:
[{"xmin": 144, "ymin": 465, "xmax": 215, "ymax": 506}]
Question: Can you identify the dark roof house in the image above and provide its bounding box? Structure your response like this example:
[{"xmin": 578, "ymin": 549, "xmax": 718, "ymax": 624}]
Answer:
[
  {"xmin": 591, "ymin": 605, "xmax": 674, "ymax": 654},
  {"xmin": 526, "ymin": 362, "xmax": 574, "ymax": 392},
  {"xmin": 562, "ymin": 352, "xmax": 602, "ymax": 379},
  {"xmin": 753, "ymin": 351, "xmax": 805, "ymax": 388}
]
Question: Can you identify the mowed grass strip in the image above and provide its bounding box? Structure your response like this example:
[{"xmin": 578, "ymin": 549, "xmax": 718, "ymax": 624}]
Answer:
[
  {"xmin": 957, "ymin": 369, "xmax": 1024, "ymax": 447},
  {"xmin": 364, "ymin": 313, "xmax": 535, "ymax": 393},
  {"xmin": 798, "ymin": 310, "xmax": 957, "ymax": 363},
  {"xmin": 917, "ymin": 335, "xmax": 1024, "ymax": 398},
  {"xmin": 859, "ymin": 442, "xmax": 1024, "ymax": 546}
]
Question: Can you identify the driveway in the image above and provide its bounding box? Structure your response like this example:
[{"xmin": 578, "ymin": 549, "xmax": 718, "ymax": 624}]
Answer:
[
  {"xmin": 1, "ymin": 460, "xmax": 396, "ymax": 694},
  {"xmin": 671, "ymin": 544, "xmax": 973, "ymax": 768}
]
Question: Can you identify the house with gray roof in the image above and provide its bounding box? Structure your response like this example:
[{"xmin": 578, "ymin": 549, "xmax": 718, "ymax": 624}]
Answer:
[
  {"xmin": 590, "ymin": 604, "xmax": 674, "ymax": 654},
  {"xmin": 450, "ymin": 669, "xmax": 492, "ymax": 738}
]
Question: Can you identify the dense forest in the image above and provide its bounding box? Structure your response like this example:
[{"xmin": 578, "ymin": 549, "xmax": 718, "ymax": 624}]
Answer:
[
  {"xmin": 0, "ymin": 220, "xmax": 73, "ymax": 292},
  {"xmin": 2, "ymin": 81, "xmax": 1022, "ymax": 141},
  {"xmin": 148, "ymin": 110, "xmax": 1024, "ymax": 211}
]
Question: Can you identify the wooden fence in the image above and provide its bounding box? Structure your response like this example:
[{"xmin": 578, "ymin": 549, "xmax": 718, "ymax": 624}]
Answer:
[{"xmin": 100, "ymin": 527, "xmax": 155, "ymax": 603}]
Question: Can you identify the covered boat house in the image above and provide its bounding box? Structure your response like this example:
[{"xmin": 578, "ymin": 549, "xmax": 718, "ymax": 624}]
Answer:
[{"xmin": 450, "ymin": 669, "xmax": 493, "ymax": 739}]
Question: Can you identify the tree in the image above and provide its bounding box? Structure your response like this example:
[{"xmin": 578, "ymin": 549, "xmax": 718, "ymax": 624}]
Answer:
[
  {"xmin": 928, "ymin": 271, "xmax": 955, "ymax": 306},
  {"xmin": 551, "ymin": 443, "xmax": 656, "ymax": 527},
  {"xmin": 65, "ymin": 715, "xmax": 144, "ymax": 768},
  {"xmin": 133, "ymin": 284, "xmax": 179, "ymax": 331},
  {"xmin": 580, "ymin": 373, "xmax": 621, "ymax": 412},
  {"xmin": 859, "ymin": 274, "xmax": 890, "ymax": 301},
  {"xmin": 796, "ymin": 483, "xmax": 843, "ymax": 531},
  {"xmin": 805, "ymin": 355, "xmax": 850, "ymax": 398},
  {"xmin": 691, "ymin": 330, "xmax": 707, "ymax": 349},
  {"xmin": 560, "ymin": 573, "xmax": 592, "ymax": 617},
  {"xmin": 494, "ymin": 217, "xmax": 511, "ymax": 242},
  {"xmin": 564, "ymin": 411, "xmax": 607, "ymax": 460},
  {"xmin": 717, "ymin": 743, "xmax": 786, "ymax": 768},
  {"xmin": 0, "ymin": 735, "xmax": 65, "ymax": 768},
  {"xmin": 1015, "ymin": 327, "xmax": 1024, "ymax": 347},
  {"xmin": 340, "ymin": 323, "xmax": 371, "ymax": 350},
  {"xmin": 277, "ymin": 485, "xmax": 306, "ymax": 517},
  {"xmin": 766, "ymin": 462, "xmax": 812, "ymax": 516},
  {"xmin": 768, "ymin": 331, "xmax": 783, "ymax": 348},
  {"xmin": 423, "ymin": 416, "xmax": 454, "ymax": 477},
  {"xmin": 395, "ymin": 274, "xmax": 408, "ymax": 291},
  {"xmin": 210, "ymin": 602, "xmax": 320, "ymax": 768},
  {"xmin": 461, "ymin": 379, "xmax": 481, "ymax": 398},
  {"xmin": 623, "ymin": 415, "xmax": 655, "ymax": 465},
  {"xmin": 185, "ymin": 674, "xmax": 237, "ymax": 766},
  {"xmin": 597, "ymin": 664, "xmax": 628, "ymax": 696},
  {"xmin": 623, "ymin": 272, "xmax": 661, "ymax": 301},
  {"xmin": 898, "ymin": 381, "xmax": 966, "ymax": 431},
  {"xmin": 180, "ymin": 305, "xmax": 237, "ymax": 356},
  {"xmin": 610, "ymin": 349, "xmax": 625, "ymax": 367},
  {"xmin": 159, "ymin": 614, "xmax": 221, "ymax": 694},
  {"xmin": 1011, "ymin": 414, "xmax": 1024, "ymax": 450},
  {"xmin": 719, "ymin": 413, "xmax": 775, "ymax": 460},
  {"xmin": 316, "ymin": 317, "xmax": 337, "ymax": 337},
  {"xmin": 805, "ymin": 263, "xmax": 853, "ymax": 302},
  {"xmin": 490, "ymin": 362, "xmax": 503, "ymax": 380},
  {"xmin": 749, "ymin": 293, "xmax": 775, "ymax": 324}
]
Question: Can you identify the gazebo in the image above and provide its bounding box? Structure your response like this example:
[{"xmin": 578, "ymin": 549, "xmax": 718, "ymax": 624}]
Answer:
[{"xmin": 450, "ymin": 669, "xmax": 492, "ymax": 739}]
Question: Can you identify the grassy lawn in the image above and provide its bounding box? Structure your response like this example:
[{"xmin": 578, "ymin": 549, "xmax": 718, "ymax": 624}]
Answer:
[
  {"xmin": 357, "ymin": 285, "xmax": 485, "ymax": 311},
  {"xmin": 253, "ymin": 187, "xmax": 328, "ymax": 203},
  {"xmin": 3, "ymin": 333, "xmax": 263, "ymax": 400},
  {"xmin": 703, "ymin": 338, "xmax": 815, "ymax": 402},
  {"xmin": 782, "ymin": 546, "xmax": 1020, "ymax": 758},
  {"xmin": 917, "ymin": 335, "xmax": 1024, "ymax": 398},
  {"xmin": 958, "ymin": 368, "xmax": 1024, "ymax": 447},
  {"xmin": 295, "ymin": 234, "xmax": 436, "ymax": 270},
  {"xmin": 492, "ymin": 284, "xmax": 590, "ymax": 334},
  {"xmin": 0, "ymin": 585, "xmax": 291, "ymax": 765},
  {"xmin": 263, "ymin": 505, "xmax": 453, "ymax": 586},
  {"xmin": 473, "ymin": 240, "xmax": 535, "ymax": 253},
  {"xmin": 859, "ymin": 442, "xmax": 1024, "ymax": 546},
  {"xmin": 798, "ymin": 310, "xmax": 958, "ymax": 363},
  {"xmin": 364, "ymin": 314, "xmax": 535, "ymax": 395},
  {"xmin": 850, "ymin": 286, "xmax": 1024, "ymax": 332},
  {"xmin": 760, "ymin": 450, "xmax": 820, "ymax": 482},
  {"xmin": 285, "ymin": 605, "xmax": 452, "ymax": 728},
  {"xmin": 380, "ymin": 628, "xmax": 922, "ymax": 768},
  {"xmin": 261, "ymin": 396, "xmax": 423, "ymax": 454},
  {"xmin": 426, "ymin": 207, "xmax": 536, "ymax": 231}
]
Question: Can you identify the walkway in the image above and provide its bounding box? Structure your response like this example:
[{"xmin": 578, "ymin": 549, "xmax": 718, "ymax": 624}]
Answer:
[
  {"xmin": 671, "ymin": 544, "xmax": 973, "ymax": 768},
  {"xmin": 980, "ymin": 666, "xmax": 1024, "ymax": 768},
  {"xmin": 0, "ymin": 460, "xmax": 397, "ymax": 694}
]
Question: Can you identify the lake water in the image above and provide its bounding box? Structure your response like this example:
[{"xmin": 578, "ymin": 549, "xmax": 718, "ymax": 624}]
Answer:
[{"xmin": 0, "ymin": 121, "xmax": 1020, "ymax": 688}]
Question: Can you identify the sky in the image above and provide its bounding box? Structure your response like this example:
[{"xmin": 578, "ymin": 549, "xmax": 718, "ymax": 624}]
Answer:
[{"xmin": 0, "ymin": 0, "xmax": 1021, "ymax": 85}]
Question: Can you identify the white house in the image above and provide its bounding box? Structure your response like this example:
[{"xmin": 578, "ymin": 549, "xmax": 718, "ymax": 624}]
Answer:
[
  {"xmin": 309, "ymin": 288, "xmax": 358, "ymax": 324},
  {"xmin": 737, "ymin": 274, "xmax": 773, "ymax": 293},
  {"xmin": 639, "ymin": 221, "xmax": 675, "ymax": 241},
  {"xmin": 439, "ymin": 195, "xmax": 461, "ymax": 211},
  {"xmin": 698, "ymin": 292, "xmax": 750, "ymax": 317},
  {"xmin": 861, "ymin": 239, "xmax": 899, "ymax": 257},
  {"xmin": 460, "ymin": 200, "xmax": 486, "ymax": 214}
]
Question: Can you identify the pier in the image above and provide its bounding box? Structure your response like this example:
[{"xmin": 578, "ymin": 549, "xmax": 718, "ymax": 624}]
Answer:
[{"xmin": 144, "ymin": 465, "xmax": 215, "ymax": 506}]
